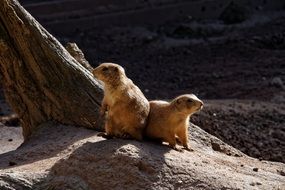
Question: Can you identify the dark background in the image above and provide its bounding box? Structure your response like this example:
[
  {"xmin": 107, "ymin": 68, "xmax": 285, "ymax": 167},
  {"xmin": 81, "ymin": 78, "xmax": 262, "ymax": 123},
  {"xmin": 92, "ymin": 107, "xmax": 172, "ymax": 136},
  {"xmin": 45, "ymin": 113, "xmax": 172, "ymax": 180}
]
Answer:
[
  {"xmin": 19, "ymin": 0, "xmax": 285, "ymax": 100},
  {"xmin": 2, "ymin": 0, "xmax": 284, "ymax": 162}
]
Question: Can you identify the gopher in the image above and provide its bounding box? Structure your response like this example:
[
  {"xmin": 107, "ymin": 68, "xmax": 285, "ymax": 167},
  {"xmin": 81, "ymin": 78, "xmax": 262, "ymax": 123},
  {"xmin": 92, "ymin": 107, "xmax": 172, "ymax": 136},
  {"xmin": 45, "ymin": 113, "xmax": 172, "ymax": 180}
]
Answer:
[
  {"xmin": 145, "ymin": 94, "xmax": 203, "ymax": 151},
  {"xmin": 92, "ymin": 63, "xmax": 149, "ymax": 140}
]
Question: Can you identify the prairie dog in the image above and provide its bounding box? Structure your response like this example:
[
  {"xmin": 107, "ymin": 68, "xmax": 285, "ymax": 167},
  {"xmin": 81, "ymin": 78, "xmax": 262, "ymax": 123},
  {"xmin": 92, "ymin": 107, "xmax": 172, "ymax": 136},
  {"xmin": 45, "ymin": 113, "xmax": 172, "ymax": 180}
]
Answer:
[
  {"xmin": 92, "ymin": 63, "xmax": 149, "ymax": 140},
  {"xmin": 145, "ymin": 94, "xmax": 203, "ymax": 151}
]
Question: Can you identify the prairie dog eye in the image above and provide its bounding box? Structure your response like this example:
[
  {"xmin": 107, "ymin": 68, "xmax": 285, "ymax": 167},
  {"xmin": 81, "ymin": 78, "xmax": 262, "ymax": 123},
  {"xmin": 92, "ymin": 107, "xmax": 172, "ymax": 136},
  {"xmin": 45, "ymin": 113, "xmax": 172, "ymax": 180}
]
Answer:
[
  {"xmin": 187, "ymin": 99, "xmax": 193, "ymax": 103},
  {"xmin": 102, "ymin": 67, "xmax": 108, "ymax": 72},
  {"xmin": 114, "ymin": 67, "xmax": 119, "ymax": 72}
]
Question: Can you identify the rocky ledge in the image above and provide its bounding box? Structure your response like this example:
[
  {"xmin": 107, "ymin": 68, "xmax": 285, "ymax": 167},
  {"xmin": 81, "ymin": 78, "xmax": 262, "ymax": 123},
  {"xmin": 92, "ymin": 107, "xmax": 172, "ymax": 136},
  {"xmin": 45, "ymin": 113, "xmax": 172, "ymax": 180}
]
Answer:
[{"xmin": 0, "ymin": 122, "xmax": 284, "ymax": 190}]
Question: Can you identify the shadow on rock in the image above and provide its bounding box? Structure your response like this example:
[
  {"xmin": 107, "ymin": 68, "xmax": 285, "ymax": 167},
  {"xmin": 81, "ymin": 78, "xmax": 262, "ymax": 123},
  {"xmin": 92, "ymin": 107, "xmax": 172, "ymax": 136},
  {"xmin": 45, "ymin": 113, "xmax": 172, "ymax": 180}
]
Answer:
[
  {"xmin": 38, "ymin": 139, "xmax": 170, "ymax": 189},
  {"xmin": 0, "ymin": 122, "xmax": 96, "ymax": 169}
]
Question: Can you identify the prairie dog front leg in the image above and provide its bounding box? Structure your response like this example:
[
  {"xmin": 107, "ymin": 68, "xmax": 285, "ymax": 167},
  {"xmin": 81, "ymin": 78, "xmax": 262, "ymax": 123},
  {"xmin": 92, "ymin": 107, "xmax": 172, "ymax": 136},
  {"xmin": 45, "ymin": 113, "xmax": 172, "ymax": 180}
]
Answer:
[{"xmin": 101, "ymin": 97, "xmax": 108, "ymax": 116}]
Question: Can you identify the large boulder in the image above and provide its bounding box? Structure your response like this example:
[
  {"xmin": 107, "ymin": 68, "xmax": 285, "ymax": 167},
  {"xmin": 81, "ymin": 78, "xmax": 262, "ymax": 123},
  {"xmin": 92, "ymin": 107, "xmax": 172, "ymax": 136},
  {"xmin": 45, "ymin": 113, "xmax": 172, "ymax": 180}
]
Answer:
[{"xmin": 0, "ymin": 122, "xmax": 284, "ymax": 190}]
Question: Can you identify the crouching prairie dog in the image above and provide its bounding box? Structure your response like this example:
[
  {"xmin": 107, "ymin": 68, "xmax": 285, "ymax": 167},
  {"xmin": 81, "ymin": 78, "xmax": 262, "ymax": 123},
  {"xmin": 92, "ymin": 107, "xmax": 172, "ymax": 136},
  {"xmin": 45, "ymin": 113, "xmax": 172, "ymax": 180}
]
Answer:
[
  {"xmin": 92, "ymin": 63, "xmax": 150, "ymax": 140},
  {"xmin": 145, "ymin": 94, "xmax": 203, "ymax": 151}
]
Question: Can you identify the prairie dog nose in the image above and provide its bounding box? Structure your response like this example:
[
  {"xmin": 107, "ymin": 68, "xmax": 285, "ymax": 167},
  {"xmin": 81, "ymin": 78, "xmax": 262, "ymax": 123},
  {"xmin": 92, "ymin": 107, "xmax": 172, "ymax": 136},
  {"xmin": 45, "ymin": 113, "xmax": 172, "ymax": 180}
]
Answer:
[{"xmin": 199, "ymin": 101, "xmax": 204, "ymax": 109}]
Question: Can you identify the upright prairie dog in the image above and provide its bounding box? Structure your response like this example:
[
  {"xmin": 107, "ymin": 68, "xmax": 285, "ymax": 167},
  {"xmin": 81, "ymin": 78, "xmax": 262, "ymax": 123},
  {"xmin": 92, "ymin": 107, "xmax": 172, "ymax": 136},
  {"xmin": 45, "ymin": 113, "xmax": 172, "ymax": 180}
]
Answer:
[
  {"xmin": 92, "ymin": 63, "xmax": 149, "ymax": 140},
  {"xmin": 145, "ymin": 94, "xmax": 203, "ymax": 151}
]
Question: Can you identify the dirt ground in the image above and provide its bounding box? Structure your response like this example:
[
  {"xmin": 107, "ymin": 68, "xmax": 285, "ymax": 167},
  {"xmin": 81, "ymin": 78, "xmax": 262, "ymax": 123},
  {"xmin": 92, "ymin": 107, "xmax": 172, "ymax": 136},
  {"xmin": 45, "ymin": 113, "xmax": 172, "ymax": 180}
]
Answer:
[
  {"xmin": 64, "ymin": 15, "xmax": 285, "ymax": 101},
  {"xmin": 0, "ymin": 1, "xmax": 285, "ymax": 163},
  {"xmin": 192, "ymin": 99, "xmax": 285, "ymax": 162}
]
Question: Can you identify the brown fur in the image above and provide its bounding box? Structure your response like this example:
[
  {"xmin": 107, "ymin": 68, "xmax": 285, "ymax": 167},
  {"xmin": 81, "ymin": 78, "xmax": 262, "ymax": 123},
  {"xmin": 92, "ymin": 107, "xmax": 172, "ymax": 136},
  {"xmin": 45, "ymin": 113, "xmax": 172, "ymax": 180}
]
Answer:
[
  {"xmin": 92, "ymin": 63, "xmax": 149, "ymax": 140},
  {"xmin": 145, "ymin": 94, "xmax": 203, "ymax": 151}
]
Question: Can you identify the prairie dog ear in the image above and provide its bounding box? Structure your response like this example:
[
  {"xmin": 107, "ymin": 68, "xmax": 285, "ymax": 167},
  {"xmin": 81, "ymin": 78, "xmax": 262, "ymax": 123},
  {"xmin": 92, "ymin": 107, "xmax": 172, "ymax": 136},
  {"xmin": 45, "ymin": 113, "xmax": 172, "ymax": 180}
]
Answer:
[
  {"xmin": 92, "ymin": 69, "xmax": 96, "ymax": 75},
  {"xmin": 176, "ymin": 98, "xmax": 182, "ymax": 104}
]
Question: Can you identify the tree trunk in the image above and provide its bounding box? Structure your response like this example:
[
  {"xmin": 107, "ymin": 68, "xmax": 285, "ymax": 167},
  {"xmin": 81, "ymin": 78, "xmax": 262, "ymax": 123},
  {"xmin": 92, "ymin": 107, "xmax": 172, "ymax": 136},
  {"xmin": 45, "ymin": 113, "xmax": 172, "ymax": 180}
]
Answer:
[{"xmin": 0, "ymin": 0, "xmax": 104, "ymax": 140}]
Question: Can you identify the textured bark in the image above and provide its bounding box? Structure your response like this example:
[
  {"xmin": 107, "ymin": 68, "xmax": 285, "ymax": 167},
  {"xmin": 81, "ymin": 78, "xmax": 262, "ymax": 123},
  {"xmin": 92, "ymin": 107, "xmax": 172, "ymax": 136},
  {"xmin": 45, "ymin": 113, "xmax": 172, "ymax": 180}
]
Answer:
[
  {"xmin": 65, "ymin": 42, "xmax": 93, "ymax": 72},
  {"xmin": 0, "ymin": 0, "xmax": 104, "ymax": 140}
]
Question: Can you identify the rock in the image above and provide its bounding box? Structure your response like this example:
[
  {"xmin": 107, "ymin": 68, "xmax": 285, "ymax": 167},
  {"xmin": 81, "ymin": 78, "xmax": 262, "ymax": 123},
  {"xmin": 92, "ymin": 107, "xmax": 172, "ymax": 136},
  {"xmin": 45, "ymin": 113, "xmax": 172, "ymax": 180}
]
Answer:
[
  {"xmin": 219, "ymin": 2, "xmax": 249, "ymax": 24},
  {"xmin": 271, "ymin": 77, "xmax": 285, "ymax": 89},
  {"xmin": 211, "ymin": 141, "xmax": 221, "ymax": 151},
  {"xmin": 0, "ymin": 122, "xmax": 284, "ymax": 189}
]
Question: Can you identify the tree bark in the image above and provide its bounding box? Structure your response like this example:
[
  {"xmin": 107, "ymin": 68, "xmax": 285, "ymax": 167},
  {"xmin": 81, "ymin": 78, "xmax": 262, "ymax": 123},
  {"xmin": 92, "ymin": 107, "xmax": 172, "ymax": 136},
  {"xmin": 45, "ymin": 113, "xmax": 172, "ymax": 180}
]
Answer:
[{"xmin": 0, "ymin": 0, "xmax": 104, "ymax": 140}]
